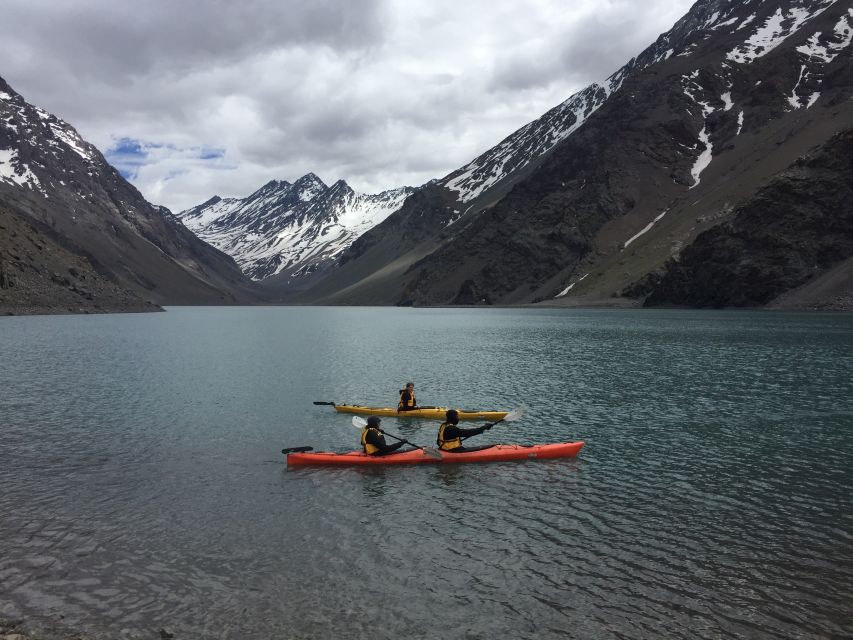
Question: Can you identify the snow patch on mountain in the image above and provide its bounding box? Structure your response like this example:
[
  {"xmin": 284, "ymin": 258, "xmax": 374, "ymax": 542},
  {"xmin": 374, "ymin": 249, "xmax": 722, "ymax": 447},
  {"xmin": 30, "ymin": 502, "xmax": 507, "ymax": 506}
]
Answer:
[
  {"xmin": 622, "ymin": 210, "xmax": 669, "ymax": 250},
  {"xmin": 788, "ymin": 65, "xmax": 809, "ymax": 108},
  {"xmin": 47, "ymin": 121, "xmax": 97, "ymax": 162},
  {"xmin": 443, "ymin": 81, "xmax": 609, "ymax": 203},
  {"xmin": 796, "ymin": 9, "xmax": 853, "ymax": 62},
  {"xmin": 555, "ymin": 273, "xmax": 589, "ymax": 298},
  {"xmin": 737, "ymin": 14, "xmax": 757, "ymax": 31},
  {"xmin": 726, "ymin": 2, "xmax": 837, "ymax": 64},
  {"xmin": 691, "ymin": 127, "xmax": 713, "ymax": 188},
  {"xmin": 1, "ymin": 83, "xmax": 99, "ymax": 172},
  {"xmin": 726, "ymin": 0, "xmax": 836, "ymax": 64},
  {"xmin": 0, "ymin": 148, "xmax": 42, "ymax": 190},
  {"xmin": 682, "ymin": 71, "xmax": 716, "ymax": 188}
]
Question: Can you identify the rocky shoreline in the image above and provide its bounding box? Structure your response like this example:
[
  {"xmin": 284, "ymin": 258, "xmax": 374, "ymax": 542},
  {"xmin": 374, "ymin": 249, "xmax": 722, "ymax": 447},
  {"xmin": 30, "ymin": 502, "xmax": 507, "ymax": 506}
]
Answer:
[
  {"xmin": 0, "ymin": 617, "xmax": 178, "ymax": 640},
  {"xmin": 0, "ymin": 617, "xmax": 91, "ymax": 640},
  {"xmin": 0, "ymin": 305, "xmax": 162, "ymax": 317}
]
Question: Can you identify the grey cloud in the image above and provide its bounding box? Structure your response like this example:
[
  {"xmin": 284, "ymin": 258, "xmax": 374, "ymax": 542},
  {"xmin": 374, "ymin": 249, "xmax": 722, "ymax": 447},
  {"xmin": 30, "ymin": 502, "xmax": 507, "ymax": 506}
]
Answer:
[
  {"xmin": 1, "ymin": 0, "xmax": 385, "ymax": 94},
  {"xmin": 488, "ymin": 55, "xmax": 568, "ymax": 93},
  {"xmin": 488, "ymin": 0, "xmax": 689, "ymax": 94},
  {"xmin": 0, "ymin": 0, "xmax": 696, "ymax": 211},
  {"xmin": 555, "ymin": 1, "xmax": 690, "ymax": 80}
]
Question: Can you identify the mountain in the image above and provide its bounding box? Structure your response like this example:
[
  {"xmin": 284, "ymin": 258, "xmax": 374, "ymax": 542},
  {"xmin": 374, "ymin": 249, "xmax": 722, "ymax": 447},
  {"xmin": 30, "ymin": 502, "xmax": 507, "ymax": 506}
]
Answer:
[
  {"xmin": 0, "ymin": 76, "xmax": 261, "ymax": 313},
  {"xmin": 177, "ymin": 175, "xmax": 413, "ymax": 287},
  {"xmin": 0, "ymin": 203, "xmax": 159, "ymax": 315},
  {"xmin": 292, "ymin": 0, "xmax": 853, "ymax": 308},
  {"xmin": 635, "ymin": 127, "xmax": 853, "ymax": 309}
]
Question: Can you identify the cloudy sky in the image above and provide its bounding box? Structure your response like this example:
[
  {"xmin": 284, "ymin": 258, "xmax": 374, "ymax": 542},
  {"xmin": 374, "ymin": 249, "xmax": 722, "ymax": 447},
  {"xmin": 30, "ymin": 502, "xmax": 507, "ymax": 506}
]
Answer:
[{"xmin": 2, "ymin": 0, "xmax": 694, "ymax": 212}]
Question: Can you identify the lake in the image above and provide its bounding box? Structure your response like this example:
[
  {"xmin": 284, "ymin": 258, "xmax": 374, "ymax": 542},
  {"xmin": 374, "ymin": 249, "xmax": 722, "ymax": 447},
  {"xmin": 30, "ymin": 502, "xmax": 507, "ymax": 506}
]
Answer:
[{"xmin": 1, "ymin": 307, "xmax": 852, "ymax": 639}]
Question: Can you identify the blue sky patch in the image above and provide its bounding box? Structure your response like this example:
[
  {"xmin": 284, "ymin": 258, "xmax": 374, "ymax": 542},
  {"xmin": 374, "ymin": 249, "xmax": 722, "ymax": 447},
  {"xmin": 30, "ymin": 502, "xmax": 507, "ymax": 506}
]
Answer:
[
  {"xmin": 198, "ymin": 147, "xmax": 225, "ymax": 161},
  {"xmin": 105, "ymin": 137, "xmax": 226, "ymax": 180},
  {"xmin": 106, "ymin": 137, "xmax": 149, "ymax": 180}
]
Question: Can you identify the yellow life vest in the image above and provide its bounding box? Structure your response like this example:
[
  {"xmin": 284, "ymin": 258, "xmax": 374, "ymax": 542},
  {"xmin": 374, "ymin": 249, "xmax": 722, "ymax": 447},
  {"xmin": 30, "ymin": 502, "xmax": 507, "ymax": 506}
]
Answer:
[
  {"xmin": 437, "ymin": 421, "xmax": 462, "ymax": 451},
  {"xmin": 361, "ymin": 427, "xmax": 381, "ymax": 455},
  {"xmin": 398, "ymin": 389, "xmax": 417, "ymax": 411}
]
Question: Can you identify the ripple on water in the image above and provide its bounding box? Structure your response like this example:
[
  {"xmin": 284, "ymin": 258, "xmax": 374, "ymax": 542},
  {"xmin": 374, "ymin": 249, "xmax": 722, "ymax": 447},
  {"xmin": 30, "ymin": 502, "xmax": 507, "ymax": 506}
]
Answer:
[{"xmin": 1, "ymin": 308, "xmax": 852, "ymax": 639}]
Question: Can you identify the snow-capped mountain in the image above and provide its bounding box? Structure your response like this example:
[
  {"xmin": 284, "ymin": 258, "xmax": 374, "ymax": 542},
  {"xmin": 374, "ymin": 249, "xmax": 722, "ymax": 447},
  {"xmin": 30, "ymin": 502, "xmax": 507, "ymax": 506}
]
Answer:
[
  {"xmin": 439, "ymin": 82, "xmax": 613, "ymax": 209},
  {"xmin": 296, "ymin": 0, "xmax": 853, "ymax": 309},
  {"xmin": 185, "ymin": 0, "xmax": 734, "ymax": 289},
  {"xmin": 0, "ymin": 76, "xmax": 259, "ymax": 311},
  {"xmin": 432, "ymin": 0, "xmax": 759, "ymax": 213},
  {"xmin": 178, "ymin": 174, "xmax": 413, "ymax": 282}
]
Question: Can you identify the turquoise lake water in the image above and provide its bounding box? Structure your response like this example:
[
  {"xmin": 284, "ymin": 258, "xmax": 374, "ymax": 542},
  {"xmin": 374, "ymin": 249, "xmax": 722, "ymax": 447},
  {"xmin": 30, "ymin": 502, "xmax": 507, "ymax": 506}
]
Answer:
[{"xmin": 1, "ymin": 307, "xmax": 851, "ymax": 639}]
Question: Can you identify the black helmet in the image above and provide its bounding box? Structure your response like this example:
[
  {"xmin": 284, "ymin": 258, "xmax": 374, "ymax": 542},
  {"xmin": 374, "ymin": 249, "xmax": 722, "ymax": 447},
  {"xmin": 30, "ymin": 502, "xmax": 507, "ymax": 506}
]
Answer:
[
  {"xmin": 367, "ymin": 416, "xmax": 381, "ymax": 428},
  {"xmin": 446, "ymin": 409, "xmax": 459, "ymax": 424}
]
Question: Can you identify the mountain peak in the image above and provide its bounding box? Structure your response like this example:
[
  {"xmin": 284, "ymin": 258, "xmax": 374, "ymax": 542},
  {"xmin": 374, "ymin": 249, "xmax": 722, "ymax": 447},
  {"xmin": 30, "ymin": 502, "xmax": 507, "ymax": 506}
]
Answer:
[
  {"xmin": 295, "ymin": 172, "xmax": 326, "ymax": 187},
  {"xmin": 179, "ymin": 176, "xmax": 412, "ymax": 282},
  {"xmin": 330, "ymin": 179, "xmax": 354, "ymax": 195},
  {"xmin": 293, "ymin": 172, "xmax": 327, "ymax": 201},
  {"xmin": 0, "ymin": 75, "xmax": 19, "ymax": 98}
]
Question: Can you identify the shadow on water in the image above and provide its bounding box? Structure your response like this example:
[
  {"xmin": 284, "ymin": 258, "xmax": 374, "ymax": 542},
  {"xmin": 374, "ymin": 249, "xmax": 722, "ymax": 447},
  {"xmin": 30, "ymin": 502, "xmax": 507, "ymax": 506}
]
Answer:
[{"xmin": 431, "ymin": 463, "xmax": 466, "ymax": 487}]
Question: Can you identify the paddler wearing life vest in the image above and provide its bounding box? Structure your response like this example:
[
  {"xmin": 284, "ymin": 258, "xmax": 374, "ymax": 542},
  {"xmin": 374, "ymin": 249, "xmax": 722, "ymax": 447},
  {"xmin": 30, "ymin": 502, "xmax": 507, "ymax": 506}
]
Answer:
[
  {"xmin": 436, "ymin": 409, "xmax": 493, "ymax": 452},
  {"xmin": 361, "ymin": 416, "xmax": 405, "ymax": 456},
  {"xmin": 397, "ymin": 382, "xmax": 417, "ymax": 412}
]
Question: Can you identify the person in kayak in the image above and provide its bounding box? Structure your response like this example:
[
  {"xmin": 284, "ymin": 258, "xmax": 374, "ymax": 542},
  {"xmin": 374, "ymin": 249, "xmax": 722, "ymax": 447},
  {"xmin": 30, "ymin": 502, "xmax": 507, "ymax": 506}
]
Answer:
[
  {"xmin": 436, "ymin": 409, "xmax": 494, "ymax": 452},
  {"xmin": 361, "ymin": 416, "xmax": 405, "ymax": 456},
  {"xmin": 398, "ymin": 382, "xmax": 417, "ymax": 412}
]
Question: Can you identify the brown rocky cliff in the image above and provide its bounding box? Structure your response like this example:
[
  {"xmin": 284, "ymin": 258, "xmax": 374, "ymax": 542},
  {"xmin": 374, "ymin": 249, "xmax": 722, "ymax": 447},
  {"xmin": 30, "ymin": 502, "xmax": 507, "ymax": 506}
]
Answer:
[{"xmin": 641, "ymin": 128, "xmax": 853, "ymax": 308}]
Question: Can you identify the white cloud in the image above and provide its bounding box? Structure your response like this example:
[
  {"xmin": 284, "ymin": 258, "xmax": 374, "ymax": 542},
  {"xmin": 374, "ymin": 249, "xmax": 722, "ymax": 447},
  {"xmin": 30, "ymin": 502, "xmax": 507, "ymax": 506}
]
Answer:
[{"xmin": 0, "ymin": 0, "xmax": 694, "ymax": 211}]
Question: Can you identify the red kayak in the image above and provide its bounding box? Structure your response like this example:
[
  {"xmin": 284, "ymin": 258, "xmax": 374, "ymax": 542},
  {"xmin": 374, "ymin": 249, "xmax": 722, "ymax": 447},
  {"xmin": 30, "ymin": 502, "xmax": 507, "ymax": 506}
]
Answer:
[{"xmin": 285, "ymin": 442, "xmax": 584, "ymax": 467}]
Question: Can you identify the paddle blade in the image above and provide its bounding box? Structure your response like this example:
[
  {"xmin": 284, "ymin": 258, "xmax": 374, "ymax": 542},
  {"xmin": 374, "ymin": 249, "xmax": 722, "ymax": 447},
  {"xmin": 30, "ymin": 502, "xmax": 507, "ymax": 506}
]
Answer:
[
  {"xmin": 421, "ymin": 447, "xmax": 443, "ymax": 460},
  {"xmin": 313, "ymin": 401, "xmax": 336, "ymax": 406},
  {"xmin": 502, "ymin": 407, "xmax": 524, "ymax": 422},
  {"xmin": 352, "ymin": 416, "xmax": 368, "ymax": 428},
  {"xmin": 281, "ymin": 446, "xmax": 314, "ymax": 454}
]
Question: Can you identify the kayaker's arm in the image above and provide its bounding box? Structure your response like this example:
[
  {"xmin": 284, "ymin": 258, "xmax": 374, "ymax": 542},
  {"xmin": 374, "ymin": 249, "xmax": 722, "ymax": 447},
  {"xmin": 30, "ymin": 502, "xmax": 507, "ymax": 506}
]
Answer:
[
  {"xmin": 445, "ymin": 424, "xmax": 491, "ymax": 440},
  {"xmin": 366, "ymin": 429, "xmax": 404, "ymax": 455}
]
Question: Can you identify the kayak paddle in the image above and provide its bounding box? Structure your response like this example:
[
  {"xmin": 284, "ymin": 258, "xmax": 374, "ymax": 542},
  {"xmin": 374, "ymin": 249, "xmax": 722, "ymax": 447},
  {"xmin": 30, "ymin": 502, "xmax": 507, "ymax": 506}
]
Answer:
[
  {"xmin": 281, "ymin": 446, "xmax": 314, "ymax": 454},
  {"xmin": 351, "ymin": 416, "xmax": 443, "ymax": 460},
  {"xmin": 460, "ymin": 407, "xmax": 524, "ymax": 441},
  {"xmin": 489, "ymin": 407, "xmax": 524, "ymax": 427},
  {"xmin": 313, "ymin": 401, "xmax": 336, "ymax": 406}
]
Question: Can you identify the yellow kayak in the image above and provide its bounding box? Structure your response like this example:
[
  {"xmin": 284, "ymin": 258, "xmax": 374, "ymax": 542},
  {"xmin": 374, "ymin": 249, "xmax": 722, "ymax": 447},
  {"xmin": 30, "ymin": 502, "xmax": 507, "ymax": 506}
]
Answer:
[{"xmin": 327, "ymin": 403, "xmax": 508, "ymax": 421}]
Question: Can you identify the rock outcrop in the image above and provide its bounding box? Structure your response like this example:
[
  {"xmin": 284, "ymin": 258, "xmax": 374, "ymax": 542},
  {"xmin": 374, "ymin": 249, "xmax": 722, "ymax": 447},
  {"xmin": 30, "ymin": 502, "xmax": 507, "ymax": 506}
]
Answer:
[{"xmin": 641, "ymin": 128, "xmax": 853, "ymax": 307}]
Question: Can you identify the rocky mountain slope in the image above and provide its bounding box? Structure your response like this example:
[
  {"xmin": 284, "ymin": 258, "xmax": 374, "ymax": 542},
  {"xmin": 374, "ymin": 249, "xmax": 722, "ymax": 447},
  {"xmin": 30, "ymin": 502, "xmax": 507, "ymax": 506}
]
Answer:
[
  {"xmin": 178, "ymin": 175, "xmax": 412, "ymax": 287},
  {"xmin": 293, "ymin": 0, "xmax": 853, "ymax": 309},
  {"xmin": 637, "ymin": 127, "xmax": 853, "ymax": 309},
  {"xmin": 0, "ymin": 204, "xmax": 158, "ymax": 315},
  {"xmin": 0, "ymin": 77, "xmax": 262, "ymax": 312}
]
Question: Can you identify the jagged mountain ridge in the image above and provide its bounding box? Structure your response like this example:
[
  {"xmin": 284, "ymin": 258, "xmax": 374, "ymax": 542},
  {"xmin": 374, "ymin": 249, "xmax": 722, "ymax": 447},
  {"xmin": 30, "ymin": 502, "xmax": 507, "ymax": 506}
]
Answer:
[
  {"xmin": 0, "ymin": 76, "xmax": 260, "ymax": 310},
  {"xmin": 178, "ymin": 174, "xmax": 413, "ymax": 283},
  {"xmin": 296, "ymin": 0, "xmax": 853, "ymax": 307},
  {"xmin": 186, "ymin": 0, "xmax": 701, "ymax": 290},
  {"xmin": 291, "ymin": 0, "xmax": 766, "ymax": 303},
  {"xmin": 434, "ymin": 0, "xmax": 726, "ymax": 209}
]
